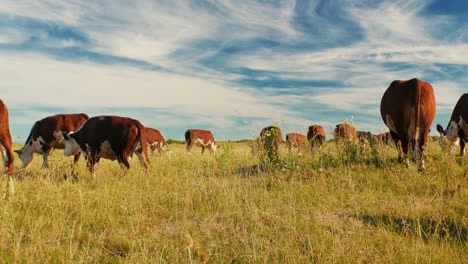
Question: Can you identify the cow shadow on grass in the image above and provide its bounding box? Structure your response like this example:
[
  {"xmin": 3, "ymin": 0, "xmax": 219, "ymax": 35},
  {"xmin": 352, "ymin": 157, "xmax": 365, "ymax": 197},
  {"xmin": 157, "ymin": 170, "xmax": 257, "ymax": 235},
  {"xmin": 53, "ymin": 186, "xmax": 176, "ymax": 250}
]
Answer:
[{"xmin": 357, "ymin": 213, "xmax": 467, "ymax": 243}]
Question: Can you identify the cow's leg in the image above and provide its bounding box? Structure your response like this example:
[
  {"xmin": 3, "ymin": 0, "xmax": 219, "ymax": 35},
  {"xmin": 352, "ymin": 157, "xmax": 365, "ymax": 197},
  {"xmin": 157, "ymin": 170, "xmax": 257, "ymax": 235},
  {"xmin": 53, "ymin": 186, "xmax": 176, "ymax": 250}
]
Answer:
[
  {"xmin": 389, "ymin": 131, "xmax": 402, "ymax": 161},
  {"xmin": 41, "ymin": 147, "xmax": 51, "ymax": 168},
  {"xmin": 400, "ymin": 137, "xmax": 411, "ymax": 167},
  {"xmin": 87, "ymin": 151, "xmax": 99, "ymax": 177},
  {"xmin": 1, "ymin": 145, "xmax": 15, "ymax": 195},
  {"xmin": 69, "ymin": 153, "xmax": 81, "ymax": 182},
  {"xmin": 117, "ymin": 154, "xmax": 130, "ymax": 172},
  {"xmin": 135, "ymin": 151, "xmax": 150, "ymax": 173},
  {"xmin": 416, "ymin": 135, "xmax": 427, "ymax": 171},
  {"xmin": 150, "ymin": 144, "xmax": 156, "ymax": 155},
  {"xmin": 201, "ymin": 147, "xmax": 205, "ymax": 155},
  {"xmin": 458, "ymin": 129, "xmax": 466, "ymax": 156},
  {"xmin": 186, "ymin": 142, "xmax": 192, "ymax": 153}
]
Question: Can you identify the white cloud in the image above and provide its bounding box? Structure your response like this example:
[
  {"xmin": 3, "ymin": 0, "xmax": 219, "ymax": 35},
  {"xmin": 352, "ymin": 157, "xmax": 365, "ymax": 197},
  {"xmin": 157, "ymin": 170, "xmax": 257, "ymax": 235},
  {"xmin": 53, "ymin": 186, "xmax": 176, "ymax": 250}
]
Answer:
[{"xmin": 0, "ymin": 52, "xmax": 294, "ymax": 123}]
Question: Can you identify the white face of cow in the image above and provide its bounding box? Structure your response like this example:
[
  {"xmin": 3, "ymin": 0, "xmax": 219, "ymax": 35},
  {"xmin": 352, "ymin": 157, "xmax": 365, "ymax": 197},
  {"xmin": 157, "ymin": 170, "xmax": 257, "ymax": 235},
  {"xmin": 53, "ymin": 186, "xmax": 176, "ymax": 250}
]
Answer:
[
  {"xmin": 14, "ymin": 137, "xmax": 45, "ymax": 168},
  {"xmin": 62, "ymin": 133, "xmax": 81, "ymax": 156},
  {"xmin": 437, "ymin": 121, "xmax": 458, "ymax": 152}
]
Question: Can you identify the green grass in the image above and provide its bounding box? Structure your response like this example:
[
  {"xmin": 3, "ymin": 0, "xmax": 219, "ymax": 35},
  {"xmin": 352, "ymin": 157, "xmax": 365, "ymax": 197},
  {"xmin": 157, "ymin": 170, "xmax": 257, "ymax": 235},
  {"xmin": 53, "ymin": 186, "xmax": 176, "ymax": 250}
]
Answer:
[{"xmin": 0, "ymin": 141, "xmax": 467, "ymax": 263}]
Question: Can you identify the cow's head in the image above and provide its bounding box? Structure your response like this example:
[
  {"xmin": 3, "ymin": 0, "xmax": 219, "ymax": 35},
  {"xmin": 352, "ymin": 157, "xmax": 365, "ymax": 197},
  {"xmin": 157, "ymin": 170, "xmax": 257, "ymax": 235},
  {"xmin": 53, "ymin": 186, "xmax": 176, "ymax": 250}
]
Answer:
[
  {"xmin": 436, "ymin": 121, "xmax": 459, "ymax": 152},
  {"xmin": 14, "ymin": 138, "xmax": 44, "ymax": 168},
  {"xmin": 62, "ymin": 132, "xmax": 81, "ymax": 156}
]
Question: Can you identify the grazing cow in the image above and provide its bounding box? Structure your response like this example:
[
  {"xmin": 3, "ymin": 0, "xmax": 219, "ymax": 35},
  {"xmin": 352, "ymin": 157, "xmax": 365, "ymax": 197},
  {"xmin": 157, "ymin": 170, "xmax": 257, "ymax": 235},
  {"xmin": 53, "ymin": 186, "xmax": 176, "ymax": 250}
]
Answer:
[
  {"xmin": 258, "ymin": 126, "xmax": 283, "ymax": 161},
  {"xmin": 285, "ymin": 132, "xmax": 308, "ymax": 152},
  {"xmin": 185, "ymin": 129, "xmax": 219, "ymax": 155},
  {"xmin": 62, "ymin": 115, "xmax": 149, "ymax": 174},
  {"xmin": 15, "ymin": 113, "xmax": 89, "ymax": 168},
  {"xmin": 334, "ymin": 124, "xmax": 358, "ymax": 144},
  {"xmin": 380, "ymin": 78, "xmax": 436, "ymax": 170},
  {"xmin": 307, "ymin": 125, "xmax": 326, "ymax": 148},
  {"xmin": 260, "ymin": 126, "xmax": 283, "ymax": 144},
  {"xmin": 436, "ymin": 93, "xmax": 468, "ymax": 156},
  {"xmin": 0, "ymin": 99, "xmax": 14, "ymax": 194},
  {"xmin": 145, "ymin": 127, "xmax": 168, "ymax": 154}
]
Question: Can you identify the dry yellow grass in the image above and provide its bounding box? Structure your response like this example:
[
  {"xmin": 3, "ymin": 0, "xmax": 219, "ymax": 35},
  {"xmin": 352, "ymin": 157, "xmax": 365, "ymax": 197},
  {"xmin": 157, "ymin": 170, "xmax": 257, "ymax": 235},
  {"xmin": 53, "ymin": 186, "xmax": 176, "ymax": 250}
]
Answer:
[{"xmin": 0, "ymin": 141, "xmax": 467, "ymax": 263}]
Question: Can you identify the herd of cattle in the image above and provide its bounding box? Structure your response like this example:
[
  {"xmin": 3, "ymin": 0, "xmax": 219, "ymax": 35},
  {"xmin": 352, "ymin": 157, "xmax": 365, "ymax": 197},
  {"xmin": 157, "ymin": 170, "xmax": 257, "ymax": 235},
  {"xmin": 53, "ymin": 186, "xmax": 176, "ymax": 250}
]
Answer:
[{"xmin": 0, "ymin": 78, "xmax": 467, "ymax": 194}]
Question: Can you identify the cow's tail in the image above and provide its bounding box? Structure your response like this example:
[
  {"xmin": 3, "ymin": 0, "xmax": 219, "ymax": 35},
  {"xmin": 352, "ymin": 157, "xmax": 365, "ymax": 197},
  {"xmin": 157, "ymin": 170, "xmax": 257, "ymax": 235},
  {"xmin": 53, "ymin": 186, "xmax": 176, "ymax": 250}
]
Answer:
[
  {"xmin": 411, "ymin": 79, "xmax": 423, "ymax": 162},
  {"xmin": 137, "ymin": 122, "xmax": 150, "ymax": 171}
]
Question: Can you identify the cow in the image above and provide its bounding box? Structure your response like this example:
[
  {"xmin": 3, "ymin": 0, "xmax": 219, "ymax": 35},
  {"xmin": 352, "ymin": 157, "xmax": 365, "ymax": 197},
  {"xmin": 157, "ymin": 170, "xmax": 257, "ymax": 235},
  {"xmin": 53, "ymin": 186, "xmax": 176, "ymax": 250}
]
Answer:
[
  {"xmin": 380, "ymin": 78, "xmax": 436, "ymax": 171},
  {"xmin": 257, "ymin": 126, "xmax": 283, "ymax": 162},
  {"xmin": 15, "ymin": 113, "xmax": 89, "ymax": 168},
  {"xmin": 62, "ymin": 115, "xmax": 150, "ymax": 175},
  {"xmin": 285, "ymin": 132, "xmax": 308, "ymax": 153},
  {"xmin": 145, "ymin": 127, "xmax": 168, "ymax": 155},
  {"xmin": 185, "ymin": 129, "xmax": 219, "ymax": 155},
  {"xmin": 334, "ymin": 123, "xmax": 359, "ymax": 144},
  {"xmin": 307, "ymin": 125, "xmax": 326, "ymax": 148},
  {"xmin": 436, "ymin": 93, "xmax": 468, "ymax": 156},
  {"xmin": 260, "ymin": 126, "xmax": 283, "ymax": 144},
  {"xmin": 0, "ymin": 99, "xmax": 14, "ymax": 194}
]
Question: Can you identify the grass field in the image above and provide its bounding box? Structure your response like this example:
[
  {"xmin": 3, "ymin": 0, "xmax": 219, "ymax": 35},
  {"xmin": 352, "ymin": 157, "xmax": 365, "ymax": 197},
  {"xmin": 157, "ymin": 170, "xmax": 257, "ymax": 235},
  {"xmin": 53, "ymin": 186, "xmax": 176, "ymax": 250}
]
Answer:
[{"xmin": 0, "ymin": 140, "xmax": 467, "ymax": 263}]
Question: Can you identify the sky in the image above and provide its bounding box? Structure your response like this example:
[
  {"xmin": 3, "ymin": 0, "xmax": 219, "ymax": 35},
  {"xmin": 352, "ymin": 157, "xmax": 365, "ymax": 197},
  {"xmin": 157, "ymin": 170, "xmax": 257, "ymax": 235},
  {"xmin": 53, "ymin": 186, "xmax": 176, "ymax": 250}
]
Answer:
[{"xmin": 1, "ymin": 0, "xmax": 467, "ymax": 142}]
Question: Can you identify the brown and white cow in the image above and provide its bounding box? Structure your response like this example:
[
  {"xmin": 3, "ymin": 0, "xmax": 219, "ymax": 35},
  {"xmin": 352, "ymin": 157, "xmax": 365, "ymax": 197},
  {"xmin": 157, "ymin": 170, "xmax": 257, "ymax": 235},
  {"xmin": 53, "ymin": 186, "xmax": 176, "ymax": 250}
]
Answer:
[
  {"xmin": 62, "ymin": 115, "xmax": 149, "ymax": 174},
  {"xmin": 185, "ymin": 129, "xmax": 219, "ymax": 155},
  {"xmin": 436, "ymin": 93, "xmax": 468, "ymax": 156},
  {"xmin": 0, "ymin": 99, "xmax": 15, "ymax": 194},
  {"xmin": 380, "ymin": 78, "xmax": 436, "ymax": 170},
  {"xmin": 334, "ymin": 123, "xmax": 359, "ymax": 144},
  {"xmin": 307, "ymin": 125, "xmax": 326, "ymax": 148},
  {"xmin": 285, "ymin": 132, "xmax": 307, "ymax": 152},
  {"xmin": 145, "ymin": 127, "xmax": 168, "ymax": 155},
  {"xmin": 15, "ymin": 113, "xmax": 89, "ymax": 168}
]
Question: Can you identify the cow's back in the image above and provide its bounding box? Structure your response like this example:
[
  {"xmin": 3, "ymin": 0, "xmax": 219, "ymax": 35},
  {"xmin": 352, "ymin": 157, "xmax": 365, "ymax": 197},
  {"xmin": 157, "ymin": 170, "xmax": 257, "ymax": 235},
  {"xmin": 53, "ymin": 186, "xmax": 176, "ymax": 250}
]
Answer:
[
  {"xmin": 29, "ymin": 113, "xmax": 89, "ymax": 145},
  {"xmin": 185, "ymin": 129, "xmax": 214, "ymax": 144},
  {"xmin": 450, "ymin": 93, "xmax": 468, "ymax": 124}
]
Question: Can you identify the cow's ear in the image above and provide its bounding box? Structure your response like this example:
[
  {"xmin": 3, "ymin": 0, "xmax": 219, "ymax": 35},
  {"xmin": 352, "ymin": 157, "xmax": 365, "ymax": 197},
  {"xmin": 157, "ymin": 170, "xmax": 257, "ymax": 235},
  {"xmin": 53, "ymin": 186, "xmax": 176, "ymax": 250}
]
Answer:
[
  {"xmin": 14, "ymin": 150, "xmax": 21, "ymax": 155},
  {"xmin": 436, "ymin": 124, "xmax": 444, "ymax": 134}
]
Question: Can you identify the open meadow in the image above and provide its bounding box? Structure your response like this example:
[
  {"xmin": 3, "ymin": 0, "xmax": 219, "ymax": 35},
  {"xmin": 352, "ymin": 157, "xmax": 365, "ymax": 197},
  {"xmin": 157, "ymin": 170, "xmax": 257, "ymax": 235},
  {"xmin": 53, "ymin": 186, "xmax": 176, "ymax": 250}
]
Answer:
[{"xmin": 0, "ymin": 140, "xmax": 467, "ymax": 263}]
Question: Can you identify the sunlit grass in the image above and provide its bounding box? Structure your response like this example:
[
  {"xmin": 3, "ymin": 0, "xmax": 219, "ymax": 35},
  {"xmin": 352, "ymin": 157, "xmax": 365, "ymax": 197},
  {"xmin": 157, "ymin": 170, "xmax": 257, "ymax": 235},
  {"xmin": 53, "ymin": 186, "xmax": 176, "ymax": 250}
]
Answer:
[{"xmin": 0, "ymin": 141, "xmax": 467, "ymax": 263}]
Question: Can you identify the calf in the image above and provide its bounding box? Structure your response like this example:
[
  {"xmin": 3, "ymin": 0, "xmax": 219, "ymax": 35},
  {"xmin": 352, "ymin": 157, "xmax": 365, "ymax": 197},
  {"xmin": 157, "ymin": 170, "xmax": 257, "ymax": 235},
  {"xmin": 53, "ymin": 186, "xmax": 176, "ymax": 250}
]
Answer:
[
  {"xmin": 15, "ymin": 113, "xmax": 89, "ymax": 168},
  {"xmin": 185, "ymin": 129, "xmax": 219, "ymax": 155},
  {"xmin": 436, "ymin": 93, "xmax": 468, "ymax": 156},
  {"xmin": 0, "ymin": 99, "xmax": 14, "ymax": 194},
  {"xmin": 62, "ymin": 115, "xmax": 149, "ymax": 174},
  {"xmin": 380, "ymin": 78, "xmax": 436, "ymax": 170}
]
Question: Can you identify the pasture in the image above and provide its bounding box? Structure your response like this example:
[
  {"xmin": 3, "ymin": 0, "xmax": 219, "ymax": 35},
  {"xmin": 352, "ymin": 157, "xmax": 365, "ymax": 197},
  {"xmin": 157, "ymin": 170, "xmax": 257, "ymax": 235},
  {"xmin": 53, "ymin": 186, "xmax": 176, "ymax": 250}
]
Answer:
[{"xmin": 0, "ymin": 140, "xmax": 467, "ymax": 263}]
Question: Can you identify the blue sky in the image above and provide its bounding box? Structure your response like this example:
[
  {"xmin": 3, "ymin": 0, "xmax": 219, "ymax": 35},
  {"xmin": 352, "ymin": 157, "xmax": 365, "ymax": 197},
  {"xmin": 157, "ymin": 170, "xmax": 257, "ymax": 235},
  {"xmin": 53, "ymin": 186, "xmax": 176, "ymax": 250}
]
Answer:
[{"xmin": 1, "ymin": 0, "xmax": 467, "ymax": 141}]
